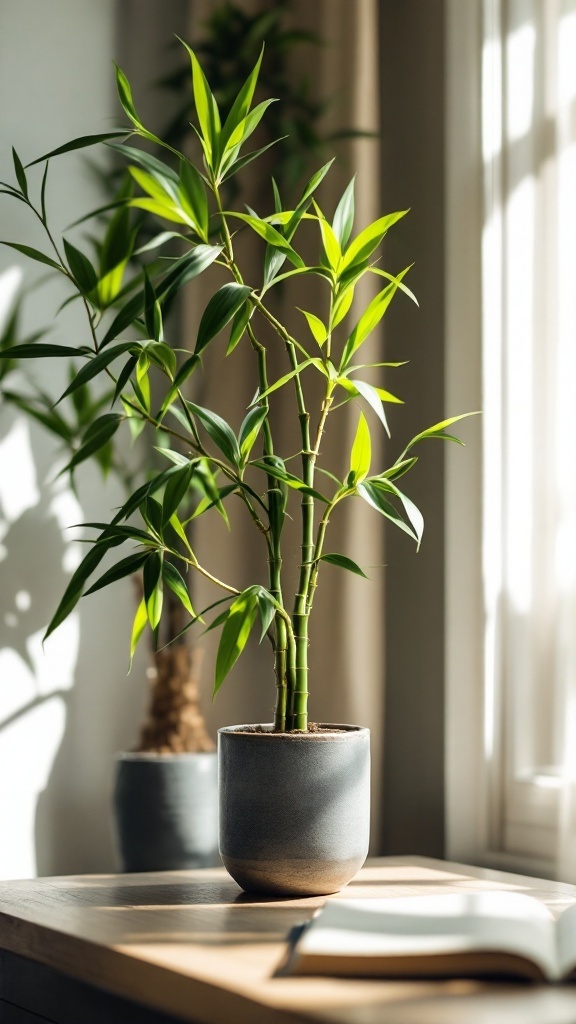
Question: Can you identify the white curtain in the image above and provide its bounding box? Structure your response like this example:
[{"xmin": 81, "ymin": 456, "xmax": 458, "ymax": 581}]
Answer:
[{"xmin": 482, "ymin": 0, "xmax": 576, "ymax": 875}]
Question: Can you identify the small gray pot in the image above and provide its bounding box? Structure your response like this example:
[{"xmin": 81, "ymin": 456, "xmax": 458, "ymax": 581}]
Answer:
[
  {"xmin": 218, "ymin": 724, "xmax": 370, "ymax": 897},
  {"xmin": 113, "ymin": 751, "xmax": 219, "ymax": 872}
]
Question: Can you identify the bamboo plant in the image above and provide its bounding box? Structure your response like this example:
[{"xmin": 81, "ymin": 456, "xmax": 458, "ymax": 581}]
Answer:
[{"xmin": 0, "ymin": 45, "xmax": 471, "ymax": 732}]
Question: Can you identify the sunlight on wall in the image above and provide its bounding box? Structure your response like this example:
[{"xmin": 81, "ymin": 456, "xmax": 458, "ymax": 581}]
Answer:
[{"xmin": 0, "ymin": 419, "xmax": 80, "ymax": 878}]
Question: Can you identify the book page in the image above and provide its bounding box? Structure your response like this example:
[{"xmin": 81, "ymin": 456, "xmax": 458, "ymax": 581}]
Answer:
[
  {"xmin": 554, "ymin": 901, "xmax": 576, "ymax": 978},
  {"xmin": 296, "ymin": 892, "xmax": 558, "ymax": 979}
]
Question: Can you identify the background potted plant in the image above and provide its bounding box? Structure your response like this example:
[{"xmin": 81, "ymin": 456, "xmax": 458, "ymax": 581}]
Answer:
[{"xmin": 0, "ymin": 43, "xmax": 472, "ymax": 895}]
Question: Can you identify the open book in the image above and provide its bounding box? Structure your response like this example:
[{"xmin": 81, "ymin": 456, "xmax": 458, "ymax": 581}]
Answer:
[{"xmin": 285, "ymin": 892, "xmax": 576, "ymax": 982}]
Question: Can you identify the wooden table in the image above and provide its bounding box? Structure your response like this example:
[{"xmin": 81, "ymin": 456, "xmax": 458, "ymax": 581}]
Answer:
[{"xmin": 2, "ymin": 857, "xmax": 576, "ymax": 1024}]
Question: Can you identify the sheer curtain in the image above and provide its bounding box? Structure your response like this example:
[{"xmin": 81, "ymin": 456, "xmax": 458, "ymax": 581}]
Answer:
[{"xmin": 481, "ymin": 0, "xmax": 576, "ymax": 875}]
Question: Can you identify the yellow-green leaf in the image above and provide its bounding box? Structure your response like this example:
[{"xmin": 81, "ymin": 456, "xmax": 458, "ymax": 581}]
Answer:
[
  {"xmin": 349, "ymin": 412, "xmax": 371, "ymax": 484},
  {"xmin": 129, "ymin": 598, "xmax": 148, "ymax": 668},
  {"xmin": 297, "ymin": 308, "xmax": 328, "ymax": 346}
]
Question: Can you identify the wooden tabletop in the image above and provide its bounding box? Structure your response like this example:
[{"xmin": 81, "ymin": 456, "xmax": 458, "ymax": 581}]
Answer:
[{"xmin": 2, "ymin": 856, "xmax": 576, "ymax": 1024}]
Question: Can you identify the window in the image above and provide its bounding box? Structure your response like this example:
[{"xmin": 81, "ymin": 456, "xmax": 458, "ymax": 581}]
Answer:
[{"xmin": 446, "ymin": 0, "xmax": 576, "ymax": 878}]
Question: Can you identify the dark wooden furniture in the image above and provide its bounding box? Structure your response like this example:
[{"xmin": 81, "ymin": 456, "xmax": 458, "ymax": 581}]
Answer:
[{"xmin": 2, "ymin": 856, "xmax": 576, "ymax": 1023}]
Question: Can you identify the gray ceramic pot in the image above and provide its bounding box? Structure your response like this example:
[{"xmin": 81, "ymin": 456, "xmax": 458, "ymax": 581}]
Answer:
[
  {"xmin": 113, "ymin": 751, "xmax": 219, "ymax": 872},
  {"xmin": 218, "ymin": 724, "xmax": 370, "ymax": 897}
]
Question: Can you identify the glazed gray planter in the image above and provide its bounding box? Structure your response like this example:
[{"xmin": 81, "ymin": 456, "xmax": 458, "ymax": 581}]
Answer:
[
  {"xmin": 113, "ymin": 752, "xmax": 219, "ymax": 872},
  {"xmin": 218, "ymin": 724, "xmax": 370, "ymax": 897}
]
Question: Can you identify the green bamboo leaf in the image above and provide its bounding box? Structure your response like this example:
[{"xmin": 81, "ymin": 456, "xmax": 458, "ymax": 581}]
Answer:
[
  {"xmin": 12, "ymin": 148, "xmax": 28, "ymax": 197},
  {"xmin": 0, "ymin": 241, "xmax": 63, "ymax": 272},
  {"xmin": 44, "ymin": 538, "xmax": 122, "ymax": 640},
  {"xmin": 147, "ymin": 341, "xmax": 176, "ymax": 378},
  {"xmin": 57, "ymin": 342, "xmax": 137, "ymax": 402},
  {"xmin": 380, "ymin": 457, "xmax": 419, "ymax": 481},
  {"xmin": 253, "ymin": 358, "xmax": 323, "ymax": 402},
  {"xmin": 26, "ymin": 131, "xmax": 129, "ymax": 168},
  {"xmin": 63, "ymin": 239, "xmax": 98, "ymax": 295},
  {"xmin": 342, "ymin": 210, "xmax": 409, "ymax": 270},
  {"xmin": 178, "ymin": 160, "xmax": 209, "ymax": 238},
  {"xmin": 255, "ymin": 586, "xmax": 276, "ymax": 643},
  {"xmin": 238, "ymin": 406, "xmax": 267, "ymax": 462},
  {"xmin": 195, "ymin": 283, "xmax": 252, "ymax": 353},
  {"xmin": 320, "ymin": 553, "xmax": 368, "ymax": 578},
  {"xmin": 143, "ymin": 272, "xmax": 160, "ymax": 340},
  {"xmin": 340, "ymin": 269, "xmax": 412, "ymax": 370},
  {"xmin": 191, "ymin": 483, "xmax": 236, "ymax": 521},
  {"xmin": 128, "ymin": 166, "xmax": 177, "ymax": 204},
  {"xmin": 158, "ymin": 245, "xmax": 223, "ymax": 305},
  {"xmin": 115, "ymin": 64, "xmax": 141, "ymax": 129},
  {"xmin": 312, "ymin": 203, "xmax": 341, "ymax": 270},
  {"xmin": 161, "ymin": 462, "xmax": 194, "ymax": 524},
  {"xmin": 261, "ymin": 265, "xmax": 332, "ymax": 292},
  {"xmin": 251, "ymin": 460, "xmax": 329, "ymax": 502},
  {"xmin": 297, "ymin": 308, "xmax": 327, "ymax": 346},
  {"xmin": 106, "ymin": 142, "xmax": 180, "ymax": 186},
  {"xmin": 186, "ymin": 401, "xmax": 240, "ymax": 465},
  {"xmin": 141, "ymin": 496, "xmax": 163, "ymax": 540},
  {"xmin": 1, "ymin": 391, "xmax": 74, "ymax": 442},
  {"xmin": 369, "ymin": 266, "xmax": 419, "ymax": 306},
  {"xmin": 350, "ymin": 379, "xmax": 397, "ymax": 435},
  {"xmin": 84, "ymin": 551, "xmax": 151, "ymax": 596},
  {"xmin": 349, "ymin": 412, "xmax": 371, "ymax": 483},
  {"xmin": 129, "ymin": 598, "xmax": 148, "ymax": 667},
  {"xmin": 393, "ymin": 485, "xmax": 424, "ymax": 549},
  {"xmin": 62, "ymin": 413, "xmax": 122, "ymax": 474},
  {"xmin": 298, "ymin": 159, "xmax": 335, "ymax": 207},
  {"xmin": 193, "ymin": 460, "xmax": 230, "ymax": 526},
  {"xmin": 226, "ymin": 213, "xmax": 304, "ymax": 268},
  {"xmin": 332, "ymin": 177, "xmax": 355, "ymax": 249},
  {"xmin": 130, "ymin": 197, "xmax": 192, "ymax": 226},
  {"xmin": 402, "ymin": 412, "xmax": 480, "ymax": 455},
  {"xmin": 219, "ymin": 46, "xmax": 264, "ymax": 153},
  {"xmin": 357, "ymin": 480, "xmax": 418, "ymax": 543},
  {"xmin": 214, "ymin": 589, "xmax": 258, "ymax": 695},
  {"xmin": 159, "ymin": 354, "xmax": 200, "ymax": 416},
  {"xmin": 110, "ymin": 466, "xmax": 179, "ymax": 524},
  {"xmin": 224, "ymin": 98, "xmax": 278, "ymax": 154},
  {"xmin": 135, "ymin": 231, "xmax": 186, "ymax": 255},
  {"xmin": 227, "ymin": 302, "xmax": 253, "ymax": 354},
  {"xmin": 331, "ymin": 286, "xmax": 355, "ymax": 329},
  {"xmin": 221, "ymin": 137, "xmax": 284, "ymax": 183},
  {"xmin": 143, "ymin": 551, "xmax": 163, "ymax": 630},
  {"xmin": 162, "ymin": 561, "xmax": 195, "ymax": 617},
  {"xmin": 0, "ymin": 343, "xmax": 85, "ymax": 360},
  {"xmin": 180, "ymin": 40, "xmax": 221, "ymax": 165},
  {"xmin": 100, "ymin": 290, "xmax": 145, "ymax": 348}
]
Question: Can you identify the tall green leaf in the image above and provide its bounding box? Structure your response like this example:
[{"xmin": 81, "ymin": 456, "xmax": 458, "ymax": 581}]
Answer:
[
  {"xmin": 0, "ymin": 241, "xmax": 63, "ymax": 272},
  {"xmin": 342, "ymin": 210, "xmax": 409, "ymax": 270},
  {"xmin": 84, "ymin": 551, "xmax": 151, "ymax": 596},
  {"xmin": 349, "ymin": 412, "xmax": 371, "ymax": 484},
  {"xmin": 26, "ymin": 131, "xmax": 129, "ymax": 168},
  {"xmin": 143, "ymin": 551, "xmax": 163, "ymax": 630},
  {"xmin": 332, "ymin": 178, "xmax": 355, "ymax": 249},
  {"xmin": 44, "ymin": 538, "xmax": 123, "ymax": 640},
  {"xmin": 319, "ymin": 553, "xmax": 368, "ymax": 578},
  {"xmin": 186, "ymin": 402, "xmax": 240, "ymax": 465},
  {"xmin": 340, "ymin": 269, "xmax": 411, "ymax": 370},
  {"xmin": 357, "ymin": 480, "xmax": 418, "ymax": 543},
  {"xmin": 180, "ymin": 40, "xmax": 221, "ymax": 165},
  {"xmin": 196, "ymin": 283, "xmax": 252, "ymax": 353},
  {"xmin": 214, "ymin": 589, "xmax": 258, "ymax": 694},
  {"xmin": 163, "ymin": 561, "xmax": 195, "ymax": 616},
  {"xmin": 219, "ymin": 46, "xmax": 264, "ymax": 153}
]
